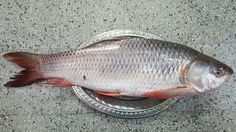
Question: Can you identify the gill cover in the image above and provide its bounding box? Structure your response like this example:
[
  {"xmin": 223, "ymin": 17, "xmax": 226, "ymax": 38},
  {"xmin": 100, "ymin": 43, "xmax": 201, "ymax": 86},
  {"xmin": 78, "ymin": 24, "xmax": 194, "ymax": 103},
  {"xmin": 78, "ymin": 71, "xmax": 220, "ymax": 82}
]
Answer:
[{"xmin": 186, "ymin": 58, "xmax": 233, "ymax": 93}]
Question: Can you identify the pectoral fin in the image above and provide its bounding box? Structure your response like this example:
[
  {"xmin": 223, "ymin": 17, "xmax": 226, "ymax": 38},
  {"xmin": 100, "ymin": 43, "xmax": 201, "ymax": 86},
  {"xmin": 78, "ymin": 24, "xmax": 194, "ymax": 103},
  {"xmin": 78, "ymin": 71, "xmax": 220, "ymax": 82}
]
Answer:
[{"xmin": 95, "ymin": 91, "xmax": 121, "ymax": 97}]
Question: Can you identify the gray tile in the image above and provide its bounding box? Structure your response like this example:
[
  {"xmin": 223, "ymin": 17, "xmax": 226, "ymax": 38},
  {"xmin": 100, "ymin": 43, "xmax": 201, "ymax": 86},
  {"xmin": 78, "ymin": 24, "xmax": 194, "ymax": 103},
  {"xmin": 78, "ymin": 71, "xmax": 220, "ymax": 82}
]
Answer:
[
  {"xmin": 0, "ymin": 0, "xmax": 61, "ymax": 53},
  {"xmin": 0, "ymin": 0, "xmax": 236, "ymax": 131},
  {"xmin": 171, "ymin": 96, "xmax": 195, "ymax": 112},
  {"xmin": 58, "ymin": 0, "xmax": 133, "ymax": 50},
  {"xmin": 59, "ymin": 88, "xmax": 94, "ymax": 114},
  {"xmin": 0, "ymin": 85, "xmax": 61, "ymax": 116},
  {"xmin": 0, "ymin": 114, "xmax": 60, "ymax": 132},
  {"xmin": 59, "ymin": 111, "xmax": 196, "ymax": 132},
  {"xmin": 193, "ymin": 109, "xmax": 236, "ymax": 132}
]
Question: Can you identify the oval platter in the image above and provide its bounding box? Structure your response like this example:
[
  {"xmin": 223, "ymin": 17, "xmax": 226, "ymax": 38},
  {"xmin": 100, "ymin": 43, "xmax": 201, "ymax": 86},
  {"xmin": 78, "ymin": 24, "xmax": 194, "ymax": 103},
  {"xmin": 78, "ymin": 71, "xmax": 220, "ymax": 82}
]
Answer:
[{"xmin": 72, "ymin": 29, "xmax": 178, "ymax": 118}]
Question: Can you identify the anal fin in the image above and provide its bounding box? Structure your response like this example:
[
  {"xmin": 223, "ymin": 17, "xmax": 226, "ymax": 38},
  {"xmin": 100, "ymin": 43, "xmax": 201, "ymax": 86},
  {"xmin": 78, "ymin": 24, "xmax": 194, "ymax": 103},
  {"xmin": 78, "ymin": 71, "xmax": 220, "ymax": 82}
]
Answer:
[{"xmin": 38, "ymin": 78, "xmax": 74, "ymax": 87}]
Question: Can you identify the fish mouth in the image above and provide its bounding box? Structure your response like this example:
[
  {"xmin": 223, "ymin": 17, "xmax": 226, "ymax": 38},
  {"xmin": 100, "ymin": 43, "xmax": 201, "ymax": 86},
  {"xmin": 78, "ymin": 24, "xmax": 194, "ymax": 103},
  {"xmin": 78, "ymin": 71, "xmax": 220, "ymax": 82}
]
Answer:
[
  {"xmin": 224, "ymin": 67, "xmax": 233, "ymax": 83},
  {"xmin": 225, "ymin": 67, "xmax": 234, "ymax": 80},
  {"xmin": 228, "ymin": 67, "xmax": 234, "ymax": 75}
]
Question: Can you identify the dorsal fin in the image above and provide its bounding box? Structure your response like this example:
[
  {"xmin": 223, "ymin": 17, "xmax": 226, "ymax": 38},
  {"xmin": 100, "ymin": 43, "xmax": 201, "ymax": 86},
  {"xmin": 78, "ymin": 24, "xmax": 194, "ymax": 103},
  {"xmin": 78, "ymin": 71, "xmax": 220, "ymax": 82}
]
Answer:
[{"xmin": 81, "ymin": 36, "xmax": 145, "ymax": 49}]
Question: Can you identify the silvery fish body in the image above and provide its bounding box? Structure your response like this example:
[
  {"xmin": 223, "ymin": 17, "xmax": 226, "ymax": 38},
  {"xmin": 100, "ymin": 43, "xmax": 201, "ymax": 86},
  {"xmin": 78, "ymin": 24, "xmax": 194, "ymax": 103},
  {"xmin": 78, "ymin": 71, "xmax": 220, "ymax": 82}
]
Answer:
[{"xmin": 4, "ymin": 37, "xmax": 233, "ymax": 99}]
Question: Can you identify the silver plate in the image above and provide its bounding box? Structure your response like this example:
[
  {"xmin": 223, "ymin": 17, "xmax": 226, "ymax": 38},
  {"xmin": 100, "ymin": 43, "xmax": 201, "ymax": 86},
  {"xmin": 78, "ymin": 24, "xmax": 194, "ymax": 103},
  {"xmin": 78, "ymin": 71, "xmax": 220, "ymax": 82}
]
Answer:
[{"xmin": 72, "ymin": 30, "xmax": 178, "ymax": 118}]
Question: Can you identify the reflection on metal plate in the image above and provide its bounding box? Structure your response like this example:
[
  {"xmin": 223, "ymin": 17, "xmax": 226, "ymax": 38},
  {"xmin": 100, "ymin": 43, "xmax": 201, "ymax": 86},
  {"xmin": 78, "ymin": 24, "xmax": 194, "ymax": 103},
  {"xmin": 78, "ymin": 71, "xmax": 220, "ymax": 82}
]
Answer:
[{"xmin": 72, "ymin": 29, "xmax": 178, "ymax": 118}]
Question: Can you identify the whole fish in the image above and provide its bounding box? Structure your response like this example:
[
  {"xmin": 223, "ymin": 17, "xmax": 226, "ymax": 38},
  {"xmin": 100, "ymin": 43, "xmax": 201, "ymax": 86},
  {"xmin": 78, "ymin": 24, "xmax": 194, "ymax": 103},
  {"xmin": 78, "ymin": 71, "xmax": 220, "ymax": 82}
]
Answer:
[{"xmin": 3, "ymin": 37, "xmax": 233, "ymax": 99}]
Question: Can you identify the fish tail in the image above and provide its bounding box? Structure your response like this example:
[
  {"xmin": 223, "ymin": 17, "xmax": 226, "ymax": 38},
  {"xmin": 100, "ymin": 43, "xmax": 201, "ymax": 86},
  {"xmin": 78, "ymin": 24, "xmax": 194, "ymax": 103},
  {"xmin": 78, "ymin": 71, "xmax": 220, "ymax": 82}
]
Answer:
[{"xmin": 3, "ymin": 52, "xmax": 43, "ymax": 87}]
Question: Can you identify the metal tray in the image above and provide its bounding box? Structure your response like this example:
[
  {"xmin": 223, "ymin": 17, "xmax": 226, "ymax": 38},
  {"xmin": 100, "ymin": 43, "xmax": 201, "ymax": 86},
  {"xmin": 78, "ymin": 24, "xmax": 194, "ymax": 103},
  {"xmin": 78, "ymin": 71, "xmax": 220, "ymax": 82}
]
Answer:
[{"xmin": 72, "ymin": 30, "xmax": 178, "ymax": 118}]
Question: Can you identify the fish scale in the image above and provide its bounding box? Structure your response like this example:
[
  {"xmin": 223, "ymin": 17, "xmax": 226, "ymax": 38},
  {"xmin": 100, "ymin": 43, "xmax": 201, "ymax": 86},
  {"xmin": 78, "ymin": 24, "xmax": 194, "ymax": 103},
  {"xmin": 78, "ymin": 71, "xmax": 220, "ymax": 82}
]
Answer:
[{"xmin": 37, "ymin": 38, "xmax": 193, "ymax": 96}]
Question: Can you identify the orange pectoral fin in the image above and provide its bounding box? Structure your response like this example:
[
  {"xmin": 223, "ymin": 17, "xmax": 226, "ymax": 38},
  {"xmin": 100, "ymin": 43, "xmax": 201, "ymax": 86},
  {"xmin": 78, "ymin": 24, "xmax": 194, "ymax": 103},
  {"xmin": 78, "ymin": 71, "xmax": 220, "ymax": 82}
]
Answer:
[
  {"xmin": 95, "ymin": 91, "xmax": 121, "ymax": 97},
  {"xmin": 143, "ymin": 86, "xmax": 197, "ymax": 99},
  {"xmin": 38, "ymin": 78, "xmax": 74, "ymax": 87}
]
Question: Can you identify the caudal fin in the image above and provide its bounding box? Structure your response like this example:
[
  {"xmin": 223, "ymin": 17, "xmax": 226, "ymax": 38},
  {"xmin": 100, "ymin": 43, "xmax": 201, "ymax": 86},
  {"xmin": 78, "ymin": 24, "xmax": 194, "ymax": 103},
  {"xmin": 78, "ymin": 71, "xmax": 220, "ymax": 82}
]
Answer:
[{"xmin": 3, "ymin": 52, "xmax": 43, "ymax": 87}]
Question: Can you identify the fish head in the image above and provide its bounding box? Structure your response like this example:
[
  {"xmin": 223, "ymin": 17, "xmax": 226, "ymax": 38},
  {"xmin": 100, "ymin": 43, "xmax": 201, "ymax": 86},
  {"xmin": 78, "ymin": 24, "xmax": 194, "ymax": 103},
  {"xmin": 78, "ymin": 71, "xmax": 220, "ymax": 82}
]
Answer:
[{"xmin": 186, "ymin": 56, "xmax": 233, "ymax": 93}]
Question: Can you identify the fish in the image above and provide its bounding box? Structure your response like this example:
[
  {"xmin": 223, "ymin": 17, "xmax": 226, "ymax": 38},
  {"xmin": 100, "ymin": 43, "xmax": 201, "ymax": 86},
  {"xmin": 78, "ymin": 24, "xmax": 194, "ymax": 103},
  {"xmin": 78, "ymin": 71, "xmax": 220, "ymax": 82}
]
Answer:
[{"xmin": 3, "ymin": 36, "xmax": 234, "ymax": 99}]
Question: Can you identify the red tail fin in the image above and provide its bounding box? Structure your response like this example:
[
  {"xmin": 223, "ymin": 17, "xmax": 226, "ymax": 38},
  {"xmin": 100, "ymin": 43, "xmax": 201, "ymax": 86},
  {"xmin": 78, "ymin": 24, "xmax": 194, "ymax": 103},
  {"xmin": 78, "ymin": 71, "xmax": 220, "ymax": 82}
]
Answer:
[{"xmin": 3, "ymin": 52, "xmax": 43, "ymax": 87}]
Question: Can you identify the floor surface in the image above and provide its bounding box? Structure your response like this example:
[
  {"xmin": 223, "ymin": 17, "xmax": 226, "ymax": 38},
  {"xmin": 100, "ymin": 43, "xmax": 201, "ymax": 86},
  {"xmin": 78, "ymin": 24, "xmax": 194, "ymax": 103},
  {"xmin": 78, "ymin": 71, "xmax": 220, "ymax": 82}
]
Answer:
[{"xmin": 0, "ymin": 0, "xmax": 236, "ymax": 132}]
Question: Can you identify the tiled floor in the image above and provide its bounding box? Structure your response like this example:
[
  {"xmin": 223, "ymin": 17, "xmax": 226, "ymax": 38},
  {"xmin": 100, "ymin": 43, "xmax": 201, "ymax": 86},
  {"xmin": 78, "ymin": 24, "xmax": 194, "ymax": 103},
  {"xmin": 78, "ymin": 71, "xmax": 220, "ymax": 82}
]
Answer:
[{"xmin": 0, "ymin": 0, "xmax": 235, "ymax": 131}]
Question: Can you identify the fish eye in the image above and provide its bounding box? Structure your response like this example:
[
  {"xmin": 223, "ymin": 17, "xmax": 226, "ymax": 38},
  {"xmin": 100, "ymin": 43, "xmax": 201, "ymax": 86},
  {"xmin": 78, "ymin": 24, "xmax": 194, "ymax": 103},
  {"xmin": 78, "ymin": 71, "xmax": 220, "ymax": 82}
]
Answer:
[{"xmin": 213, "ymin": 67, "xmax": 225, "ymax": 77}]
